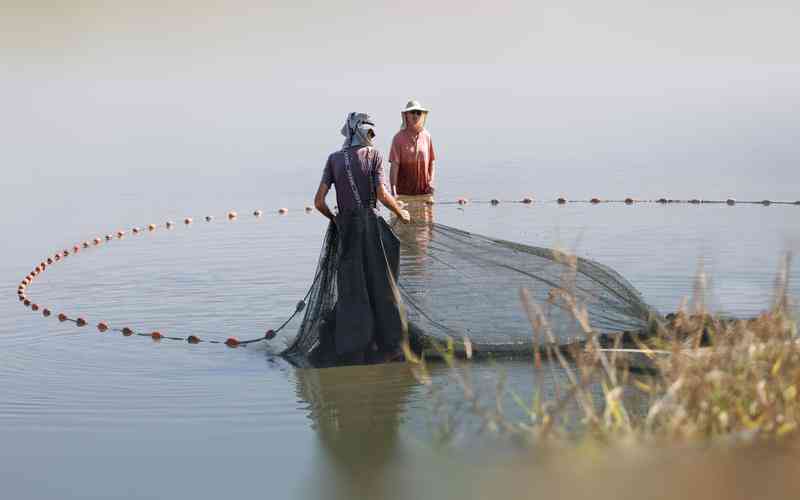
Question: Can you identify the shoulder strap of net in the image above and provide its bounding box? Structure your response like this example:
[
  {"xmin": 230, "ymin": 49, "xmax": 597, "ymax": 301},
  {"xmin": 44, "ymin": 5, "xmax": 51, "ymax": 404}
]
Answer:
[
  {"xmin": 342, "ymin": 148, "xmax": 377, "ymax": 209},
  {"xmin": 342, "ymin": 148, "xmax": 362, "ymax": 208},
  {"xmin": 367, "ymin": 149, "xmax": 377, "ymax": 209}
]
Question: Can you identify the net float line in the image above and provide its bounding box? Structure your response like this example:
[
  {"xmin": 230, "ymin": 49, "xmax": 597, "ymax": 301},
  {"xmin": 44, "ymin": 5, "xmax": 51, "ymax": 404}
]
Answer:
[
  {"xmin": 16, "ymin": 206, "xmax": 318, "ymax": 348},
  {"xmin": 436, "ymin": 197, "xmax": 800, "ymax": 206},
  {"xmin": 14, "ymin": 196, "xmax": 798, "ymax": 347}
]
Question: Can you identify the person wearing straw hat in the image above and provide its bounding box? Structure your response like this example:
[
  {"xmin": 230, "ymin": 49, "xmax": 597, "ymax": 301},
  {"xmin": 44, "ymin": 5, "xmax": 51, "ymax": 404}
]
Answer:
[
  {"xmin": 388, "ymin": 100, "xmax": 436, "ymax": 270},
  {"xmin": 313, "ymin": 112, "xmax": 410, "ymax": 365},
  {"xmin": 389, "ymin": 100, "xmax": 437, "ymax": 199}
]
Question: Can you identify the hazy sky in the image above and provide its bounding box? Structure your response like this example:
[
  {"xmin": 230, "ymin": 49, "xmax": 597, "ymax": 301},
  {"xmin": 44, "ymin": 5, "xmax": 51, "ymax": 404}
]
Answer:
[{"xmin": 2, "ymin": 1, "xmax": 798, "ymax": 198}]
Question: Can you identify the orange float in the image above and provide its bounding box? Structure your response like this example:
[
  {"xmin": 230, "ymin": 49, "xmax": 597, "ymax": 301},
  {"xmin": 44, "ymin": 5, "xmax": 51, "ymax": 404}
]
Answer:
[
  {"xmin": 58, "ymin": 313, "xmax": 68, "ymax": 322},
  {"xmin": 47, "ymin": 257, "xmax": 54, "ymax": 264},
  {"xmin": 184, "ymin": 217, "xmax": 193, "ymax": 225},
  {"xmin": 590, "ymin": 198, "xmax": 600, "ymax": 204},
  {"xmin": 225, "ymin": 337, "xmax": 240, "ymax": 347},
  {"xmin": 265, "ymin": 329, "xmax": 276, "ymax": 340},
  {"xmin": 122, "ymin": 327, "xmax": 134, "ymax": 336},
  {"xmin": 31, "ymin": 303, "xmax": 39, "ymax": 311},
  {"xmin": 151, "ymin": 331, "xmax": 163, "ymax": 340},
  {"xmin": 521, "ymin": 197, "xmax": 533, "ymax": 204},
  {"xmin": 105, "ymin": 234, "xmax": 113, "ymax": 241},
  {"xmin": 23, "ymin": 299, "xmax": 31, "ymax": 307},
  {"xmin": 624, "ymin": 198, "xmax": 634, "ymax": 205},
  {"xmin": 228, "ymin": 211, "xmax": 238, "ymax": 220},
  {"xmin": 278, "ymin": 208, "xmax": 288, "ymax": 215},
  {"xmin": 42, "ymin": 308, "xmax": 51, "ymax": 317},
  {"xmin": 83, "ymin": 241, "xmax": 90, "ymax": 248},
  {"xmin": 187, "ymin": 335, "xmax": 201, "ymax": 344},
  {"xmin": 132, "ymin": 227, "xmax": 140, "ymax": 234},
  {"xmin": 148, "ymin": 224, "xmax": 157, "ymax": 231},
  {"xmin": 97, "ymin": 321, "xmax": 109, "ymax": 332},
  {"xmin": 93, "ymin": 238, "xmax": 102, "ymax": 245},
  {"xmin": 76, "ymin": 318, "xmax": 87, "ymax": 327}
]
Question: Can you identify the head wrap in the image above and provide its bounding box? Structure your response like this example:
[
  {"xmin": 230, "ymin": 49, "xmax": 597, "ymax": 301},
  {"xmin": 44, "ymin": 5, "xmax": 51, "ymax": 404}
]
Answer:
[{"xmin": 341, "ymin": 112, "xmax": 376, "ymax": 149}]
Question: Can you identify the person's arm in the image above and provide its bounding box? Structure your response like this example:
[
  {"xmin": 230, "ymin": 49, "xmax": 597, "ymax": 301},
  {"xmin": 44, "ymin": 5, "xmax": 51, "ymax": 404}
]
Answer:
[
  {"xmin": 377, "ymin": 183, "xmax": 410, "ymax": 223},
  {"xmin": 314, "ymin": 181, "xmax": 336, "ymax": 223},
  {"xmin": 389, "ymin": 161, "xmax": 399, "ymax": 197},
  {"xmin": 427, "ymin": 135, "xmax": 437, "ymax": 194}
]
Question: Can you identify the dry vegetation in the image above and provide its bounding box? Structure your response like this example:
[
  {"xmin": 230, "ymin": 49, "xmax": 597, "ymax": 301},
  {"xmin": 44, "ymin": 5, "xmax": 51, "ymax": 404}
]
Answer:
[
  {"xmin": 397, "ymin": 253, "xmax": 800, "ymax": 498},
  {"xmin": 403, "ymin": 252, "xmax": 799, "ymax": 447}
]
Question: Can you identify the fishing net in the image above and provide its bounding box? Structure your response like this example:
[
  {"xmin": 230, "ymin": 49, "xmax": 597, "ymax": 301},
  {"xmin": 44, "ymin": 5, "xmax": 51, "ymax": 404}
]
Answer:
[{"xmin": 282, "ymin": 201, "xmax": 659, "ymax": 367}]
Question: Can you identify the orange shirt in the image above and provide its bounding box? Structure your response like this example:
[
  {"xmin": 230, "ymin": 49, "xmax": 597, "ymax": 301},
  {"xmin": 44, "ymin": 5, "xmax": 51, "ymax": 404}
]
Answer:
[{"xmin": 389, "ymin": 129, "xmax": 436, "ymax": 196}]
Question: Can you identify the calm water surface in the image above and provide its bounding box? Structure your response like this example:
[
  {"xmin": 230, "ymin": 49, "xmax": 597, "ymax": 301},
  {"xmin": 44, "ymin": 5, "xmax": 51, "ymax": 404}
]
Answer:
[{"xmin": 1, "ymin": 166, "xmax": 798, "ymax": 499}]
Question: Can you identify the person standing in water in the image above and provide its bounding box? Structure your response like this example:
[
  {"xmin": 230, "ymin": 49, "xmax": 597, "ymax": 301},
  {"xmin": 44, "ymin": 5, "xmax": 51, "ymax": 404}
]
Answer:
[
  {"xmin": 389, "ymin": 99, "xmax": 437, "ymax": 199},
  {"xmin": 313, "ymin": 112, "xmax": 411, "ymax": 365},
  {"xmin": 388, "ymin": 100, "xmax": 436, "ymax": 271}
]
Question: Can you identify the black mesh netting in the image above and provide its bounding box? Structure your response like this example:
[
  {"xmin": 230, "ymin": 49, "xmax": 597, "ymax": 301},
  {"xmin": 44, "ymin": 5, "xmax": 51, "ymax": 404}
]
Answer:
[{"xmin": 281, "ymin": 206, "xmax": 659, "ymax": 367}]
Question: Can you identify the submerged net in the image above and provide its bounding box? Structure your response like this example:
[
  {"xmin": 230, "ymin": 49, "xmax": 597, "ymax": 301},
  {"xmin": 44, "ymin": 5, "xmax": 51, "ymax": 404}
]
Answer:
[{"xmin": 282, "ymin": 202, "xmax": 659, "ymax": 367}]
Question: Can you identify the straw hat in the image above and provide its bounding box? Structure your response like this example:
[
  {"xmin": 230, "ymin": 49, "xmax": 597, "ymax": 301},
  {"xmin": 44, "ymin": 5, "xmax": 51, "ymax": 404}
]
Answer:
[{"xmin": 401, "ymin": 100, "xmax": 429, "ymax": 113}]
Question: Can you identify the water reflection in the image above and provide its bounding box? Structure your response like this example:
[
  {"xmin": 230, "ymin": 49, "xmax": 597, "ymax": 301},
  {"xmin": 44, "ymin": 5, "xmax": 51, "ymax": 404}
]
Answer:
[
  {"xmin": 391, "ymin": 195, "xmax": 436, "ymax": 317},
  {"xmin": 391, "ymin": 194, "xmax": 434, "ymax": 265},
  {"xmin": 294, "ymin": 363, "xmax": 419, "ymax": 499}
]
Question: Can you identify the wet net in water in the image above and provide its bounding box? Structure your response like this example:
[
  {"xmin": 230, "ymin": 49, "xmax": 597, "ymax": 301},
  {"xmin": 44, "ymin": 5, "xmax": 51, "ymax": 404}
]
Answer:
[{"xmin": 281, "ymin": 202, "xmax": 659, "ymax": 367}]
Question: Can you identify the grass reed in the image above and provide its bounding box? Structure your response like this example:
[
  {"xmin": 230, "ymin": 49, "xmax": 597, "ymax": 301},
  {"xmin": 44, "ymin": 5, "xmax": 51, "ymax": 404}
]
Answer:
[{"xmin": 403, "ymin": 252, "xmax": 799, "ymax": 447}]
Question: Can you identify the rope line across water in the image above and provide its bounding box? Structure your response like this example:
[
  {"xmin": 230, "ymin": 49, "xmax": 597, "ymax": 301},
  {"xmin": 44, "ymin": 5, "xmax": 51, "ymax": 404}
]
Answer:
[
  {"xmin": 15, "ymin": 196, "xmax": 799, "ymax": 348},
  {"xmin": 16, "ymin": 207, "xmax": 314, "ymax": 348}
]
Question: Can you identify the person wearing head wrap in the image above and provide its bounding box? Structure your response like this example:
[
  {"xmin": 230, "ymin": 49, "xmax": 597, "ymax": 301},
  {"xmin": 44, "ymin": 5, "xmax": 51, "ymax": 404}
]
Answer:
[
  {"xmin": 389, "ymin": 100, "xmax": 437, "ymax": 198},
  {"xmin": 316, "ymin": 113, "xmax": 410, "ymax": 219},
  {"xmin": 313, "ymin": 113, "xmax": 411, "ymax": 365}
]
